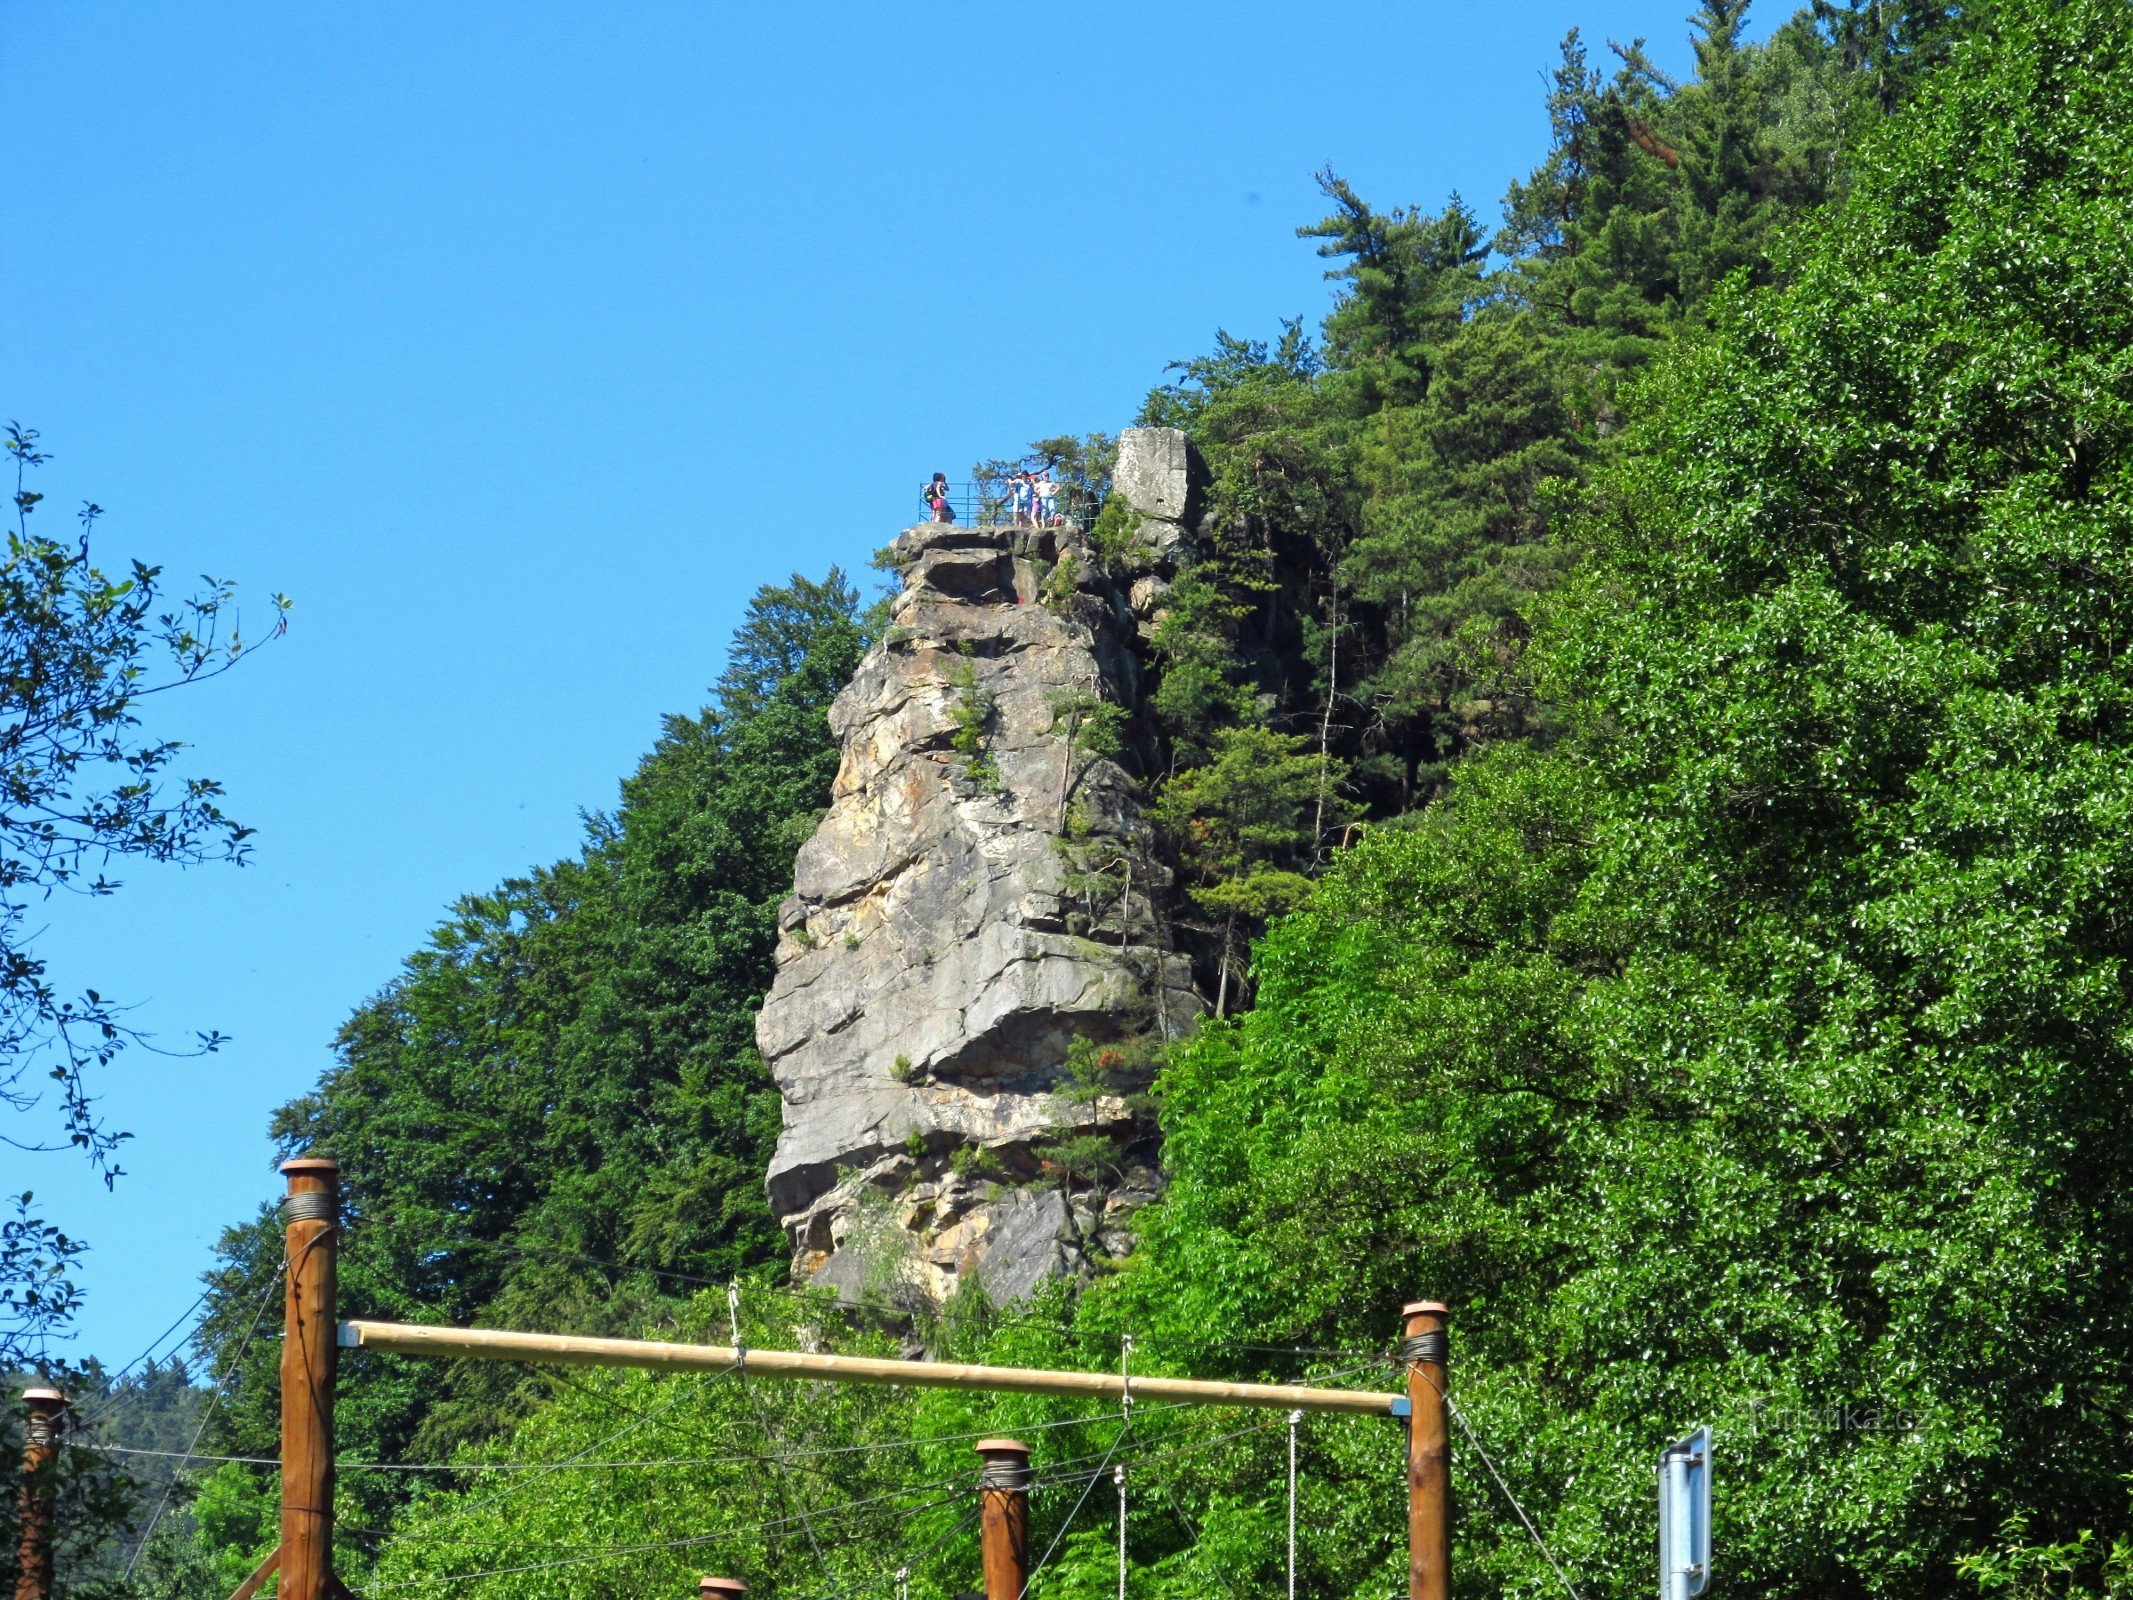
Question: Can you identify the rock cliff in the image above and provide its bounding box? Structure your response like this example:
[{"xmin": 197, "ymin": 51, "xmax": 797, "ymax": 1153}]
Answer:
[{"xmin": 756, "ymin": 434, "xmax": 1204, "ymax": 1305}]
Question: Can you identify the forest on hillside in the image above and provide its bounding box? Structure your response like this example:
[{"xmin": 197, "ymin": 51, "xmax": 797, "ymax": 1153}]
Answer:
[{"xmin": 13, "ymin": 0, "xmax": 2133, "ymax": 1595}]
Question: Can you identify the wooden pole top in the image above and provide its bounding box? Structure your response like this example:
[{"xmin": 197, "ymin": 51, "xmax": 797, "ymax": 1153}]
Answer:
[
  {"xmin": 19, "ymin": 1387, "xmax": 66, "ymax": 1407},
  {"xmin": 280, "ymin": 1157, "xmax": 340, "ymax": 1178},
  {"xmin": 699, "ymin": 1579, "xmax": 748, "ymax": 1598},
  {"xmin": 1402, "ymin": 1301, "xmax": 1449, "ymax": 1318},
  {"xmin": 974, "ymin": 1439, "xmax": 1030, "ymax": 1456}
]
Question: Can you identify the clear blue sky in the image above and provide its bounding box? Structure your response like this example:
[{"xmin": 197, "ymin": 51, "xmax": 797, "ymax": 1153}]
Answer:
[{"xmin": 2, "ymin": 0, "xmax": 1769, "ymax": 1368}]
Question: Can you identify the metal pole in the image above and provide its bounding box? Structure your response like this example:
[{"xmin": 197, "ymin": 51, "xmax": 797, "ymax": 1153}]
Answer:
[
  {"xmin": 975, "ymin": 1438, "xmax": 1030, "ymax": 1600},
  {"xmin": 1402, "ymin": 1300, "xmax": 1450, "ymax": 1600},
  {"xmin": 279, "ymin": 1158, "xmax": 339, "ymax": 1600},
  {"xmin": 1114, "ymin": 1463, "xmax": 1127, "ymax": 1600},
  {"xmin": 13, "ymin": 1386, "xmax": 66, "ymax": 1600},
  {"xmin": 1287, "ymin": 1408, "xmax": 1301, "ymax": 1600},
  {"xmin": 1661, "ymin": 1451, "xmax": 1688, "ymax": 1600}
]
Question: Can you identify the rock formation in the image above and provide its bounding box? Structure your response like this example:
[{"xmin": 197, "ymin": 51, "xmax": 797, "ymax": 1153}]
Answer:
[
  {"xmin": 756, "ymin": 434, "xmax": 1205, "ymax": 1306},
  {"xmin": 1112, "ymin": 426, "xmax": 1206, "ymax": 637}
]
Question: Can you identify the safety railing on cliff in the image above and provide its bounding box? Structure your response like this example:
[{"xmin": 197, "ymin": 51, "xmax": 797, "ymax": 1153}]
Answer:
[{"xmin": 915, "ymin": 477, "xmax": 1107, "ymax": 528}]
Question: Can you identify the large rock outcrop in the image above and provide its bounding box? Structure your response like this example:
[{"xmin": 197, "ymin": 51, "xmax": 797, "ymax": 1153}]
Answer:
[{"xmin": 756, "ymin": 477, "xmax": 1202, "ymax": 1305}]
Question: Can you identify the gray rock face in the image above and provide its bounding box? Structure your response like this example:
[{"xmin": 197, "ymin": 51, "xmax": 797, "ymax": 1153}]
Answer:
[
  {"xmin": 1114, "ymin": 427, "xmax": 1193, "ymax": 521},
  {"xmin": 756, "ymin": 517, "xmax": 1201, "ymax": 1305},
  {"xmin": 1109, "ymin": 427, "xmax": 1209, "ymax": 638}
]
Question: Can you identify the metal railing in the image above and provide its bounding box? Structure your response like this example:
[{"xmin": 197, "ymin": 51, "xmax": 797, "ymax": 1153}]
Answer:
[{"xmin": 915, "ymin": 479, "xmax": 1105, "ymax": 529}]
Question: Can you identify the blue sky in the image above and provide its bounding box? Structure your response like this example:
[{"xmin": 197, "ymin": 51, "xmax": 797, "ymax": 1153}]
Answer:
[{"xmin": 2, "ymin": 0, "xmax": 1770, "ymax": 1367}]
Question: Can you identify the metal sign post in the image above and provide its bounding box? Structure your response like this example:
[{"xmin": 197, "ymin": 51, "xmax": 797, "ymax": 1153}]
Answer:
[{"xmin": 1658, "ymin": 1427, "xmax": 1712, "ymax": 1600}]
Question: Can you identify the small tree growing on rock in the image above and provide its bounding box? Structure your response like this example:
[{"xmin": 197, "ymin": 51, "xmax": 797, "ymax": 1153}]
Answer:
[{"xmin": 1154, "ymin": 726, "xmax": 1345, "ymax": 1013}]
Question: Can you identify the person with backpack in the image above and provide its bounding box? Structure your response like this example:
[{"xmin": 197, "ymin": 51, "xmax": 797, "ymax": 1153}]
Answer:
[{"xmin": 923, "ymin": 472, "xmax": 955, "ymax": 523}]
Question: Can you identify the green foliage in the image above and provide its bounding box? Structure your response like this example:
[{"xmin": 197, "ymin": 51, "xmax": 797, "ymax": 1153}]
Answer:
[
  {"xmin": 157, "ymin": 572, "xmax": 866, "ymax": 1593},
  {"xmin": 0, "ymin": 425, "xmax": 283, "ymax": 1372},
  {"xmin": 1143, "ymin": 570, "xmax": 1259, "ymax": 764},
  {"xmin": 1044, "ymin": 688, "xmax": 1125, "ymax": 825},
  {"xmin": 1088, "ymin": 4, "xmax": 2133, "ymax": 1594},
  {"xmin": 1154, "ymin": 727, "xmax": 1332, "ymax": 909},
  {"xmin": 1340, "ymin": 306, "xmax": 1580, "ymax": 784},
  {"xmin": 0, "ymin": 426, "xmax": 279, "ymax": 1597},
  {"xmin": 942, "ymin": 655, "xmax": 1000, "ymax": 792},
  {"xmin": 1301, "ymin": 169, "xmax": 1487, "ymax": 412},
  {"xmin": 0, "ymin": 1361, "xmax": 213, "ymax": 1599},
  {"xmin": 1134, "ymin": 2, "xmax": 1953, "ymax": 820},
  {"xmin": 1153, "ymin": 725, "xmax": 1342, "ymax": 1011},
  {"xmin": 1086, "ymin": 492, "xmax": 1143, "ymax": 571},
  {"xmin": 183, "ymin": 1464, "xmax": 273, "ymax": 1594},
  {"xmin": 1056, "ymin": 1033, "xmax": 1160, "ymax": 1124},
  {"xmin": 336, "ymin": 1284, "xmax": 1362, "ymax": 1600},
  {"xmin": 974, "ymin": 433, "xmax": 1116, "ymax": 526},
  {"xmin": 136, "ymin": 8, "xmax": 2060, "ymax": 1600},
  {"xmin": 357, "ymin": 1291, "xmax": 940, "ymax": 1600},
  {"xmin": 1958, "ymin": 1511, "xmax": 2133, "ymax": 1598},
  {"xmin": 1038, "ymin": 550, "xmax": 1080, "ymax": 613}
]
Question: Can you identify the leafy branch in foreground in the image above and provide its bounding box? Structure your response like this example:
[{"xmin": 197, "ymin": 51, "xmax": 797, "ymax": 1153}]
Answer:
[{"xmin": 0, "ymin": 422, "xmax": 288, "ymax": 1185}]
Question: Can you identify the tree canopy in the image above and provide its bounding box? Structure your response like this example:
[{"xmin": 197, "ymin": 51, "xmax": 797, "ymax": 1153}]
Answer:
[
  {"xmin": 99, "ymin": 0, "xmax": 2133, "ymax": 1596},
  {"xmin": 1087, "ymin": 1, "xmax": 2133, "ymax": 1592}
]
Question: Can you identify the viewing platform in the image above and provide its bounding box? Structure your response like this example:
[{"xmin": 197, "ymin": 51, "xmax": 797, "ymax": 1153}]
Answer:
[{"xmin": 919, "ymin": 477, "xmax": 1104, "ymax": 529}]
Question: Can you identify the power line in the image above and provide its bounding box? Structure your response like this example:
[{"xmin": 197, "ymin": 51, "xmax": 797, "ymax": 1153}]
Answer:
[
  {"xmin": 66, "ymin": 1285, "xmax": 215, "ymax": 1429},
  {"xmin": 121, "ymin": 1255, "xmax": 285, "ymax": 1580},
  {"xmin": 1150, "ymin": 1479, "xmax": 1253, "ymax": 1600},
  {"xmin": 1019, "ymin": 1417, "xmax": 1131, "ymax": 1600},
  {"xmin": 80, "ymin": 1386, "xmax": 1317, "ymax": 1482},
  {"xmin": 731, "ymin": 1280, "xmax": 829, "ymax": 1570},
  {"xmin": 356, "ymin": 1481, "xmax": 973, "ymax": 1590},
  {"xmin": 795, "ymin": 1506, "xmax": 980, "ymax": 1600},
  {"xmin": 80, "ymin": 1399, "xmax": 1146, "ymax": 1475},
  {"xmin": 1444, "ymin": 1392, "xmax": 1584, "ymax": 1600},
  {"xmin": 387, "ymin": 1366, "xmax": 735, "ymax": 1538}
]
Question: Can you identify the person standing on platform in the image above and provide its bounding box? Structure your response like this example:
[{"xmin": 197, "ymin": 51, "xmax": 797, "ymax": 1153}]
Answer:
[{"xmin": 924, "ymin": 472, "xmax": 955, "ymax": 523}]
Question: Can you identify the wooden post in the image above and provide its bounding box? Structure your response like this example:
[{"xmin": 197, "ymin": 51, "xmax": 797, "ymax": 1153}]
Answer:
[
  {"xmin": 975, "ymin": 1438, "xmax": 1030, "ymax": 1600},
  {"xmin": 1402, "ymin": 1300, "xmax": 1449, "ymax": 1600},
  {"xmin": 13, "ymin": 1386, "xmax": 66, "ymax": 1600},
  {"xmin": 279, "ymin": 1158, "xmax": 340, "ymax": 1600},
  {"xmin": 698, "ymin": 1579, "xmax": 747, "ymax": 1600}
]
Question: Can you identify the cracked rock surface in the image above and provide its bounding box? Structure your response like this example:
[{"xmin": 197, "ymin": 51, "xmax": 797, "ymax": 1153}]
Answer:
[{"xmin": 756, "ymin": 510, "xmax": 1200, "ymax": 1304}]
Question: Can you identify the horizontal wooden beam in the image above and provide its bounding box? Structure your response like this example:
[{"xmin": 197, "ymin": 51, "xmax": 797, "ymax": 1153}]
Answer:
[{"xmin": 338, "ymin": 1320, "xmax": 1397, "ymax": 1417}]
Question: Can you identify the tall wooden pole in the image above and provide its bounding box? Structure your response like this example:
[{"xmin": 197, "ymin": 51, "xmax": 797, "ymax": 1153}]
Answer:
[
  {"xmin": 975, "ymin": 1438, "xmax": 1030, "ymax": 1600},
  {"xmin": 279, "ymin": 1158, "xmax": 339, "ymax": 1600},
  {"xmin": 1402, "ymin": 1300, "xmax": 1449, "ymax": 1600},
  {"xmin": 13, "ymin": 1386, "xmax": 66, "ymax": 1600}
]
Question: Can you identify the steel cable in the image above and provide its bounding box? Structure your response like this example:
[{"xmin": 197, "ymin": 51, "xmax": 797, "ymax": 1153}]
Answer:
[{"xmin": 121, "ymin": 1254, "xmax": 285, "ymax": 1579}]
